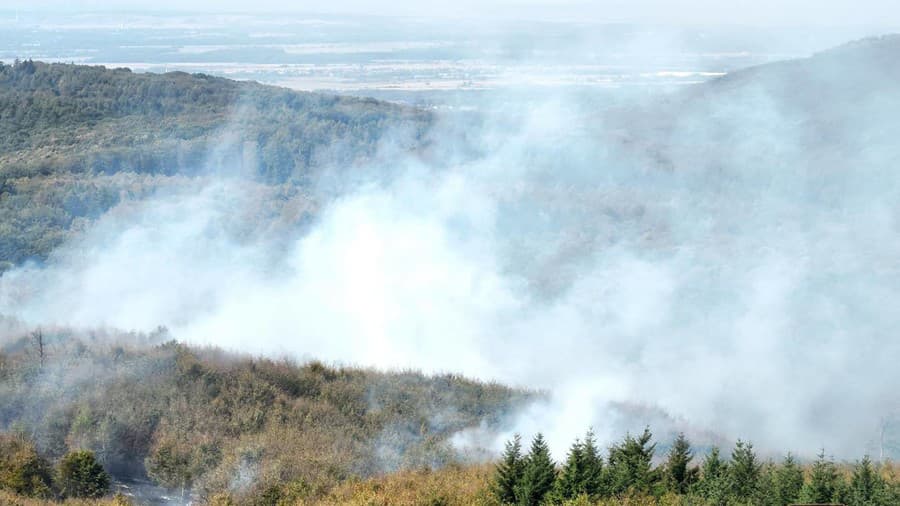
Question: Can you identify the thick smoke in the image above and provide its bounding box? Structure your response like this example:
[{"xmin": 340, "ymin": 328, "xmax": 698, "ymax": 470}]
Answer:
[{"xmin": 2, "ymin": 38, "xmax": 900, "ymax": 461}]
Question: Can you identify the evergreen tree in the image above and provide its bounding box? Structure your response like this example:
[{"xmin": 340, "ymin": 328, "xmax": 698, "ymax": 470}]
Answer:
[
  {"xmin": 880, "ymin": 471, "xmax": 900, "ymax": 506},
  {"xmin": 553, "ymin": 437, "xmax": 585, "ymax": 502},
  {"xmin": 56, "ymin": 450, "xmax": 110, "ymax": 499},
  {"xmin": 551, "ymin": 429, "xmax": 606, "ymax": 502},
  {"xmin": 580, "ymin": 429, "xmax": 605, "ymax": 497},
  {"xmin": 664, "ymin": 432, "xmax": 697, "ymax": 495},
  {"xmin": 515, "ymin": 433, "xmax": 557, "ymax": 506},
  {"xmin": 492, "ymin": 434, "xmax": 526, "ymax": 505},
  {"xmin": 755, "ymin": 462, "xmax": 780, "ymax": 506},
  {"xmin": 772, "ymin": 453, "xmax": 803, "ymax": 506},
  {"xmin": 849, "ymin": 455, "xmax": 886, "ymax": 506},
  {"xmin": 800, "ymin": 450, "xmax": 842, "ymax": 504},
  {"xmin": 697, "ymin": 446, "xmax": 730, "ymax": 506},
  {"xmin": 729, "ymin": 439, "xmax": 761, "ymax": 500},
  {"xmin": 607, "ymin": 427, "xmax": 657, "ymax": 496}
]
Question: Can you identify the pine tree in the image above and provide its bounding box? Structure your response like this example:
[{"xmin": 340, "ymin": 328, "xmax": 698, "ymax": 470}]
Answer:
[
  {"xmin": 550, "ymin": 429, "xmax": 606, "ymax": 502},
  {"xmin": 697, "ymin": 446, "xmax": 730, "ymax": 506},
  {"xmin": 664, "ymin": 432, "xmax": 697, "ymax": 495},
  {"xmin": 755, "ymin": 462, "xmax": 780, "ymax": 506},
  {"xmin": 800, "ymin": 450, "xmax": 842, "ymax": 504},
  {"xmin": 515, "ymin": 433, "xmax": 557, "ymax": 506},
  {"xmin": 772, "ymin": 453, "xmax": 803, "ymax": 506},
  {"xmin": 849, "ymin": 455, "xmax": 886, "ymax": 506},
  {"xmin": 492, "ymin": 434, "xmax": 526, "ymax": 505},
  {"xmin": 553, "ymin": 437, "xmax": 585, "ymax": 502},
  {"xmin": 580, "ymin": 429, "xmax": 605, "ymax": 497},
  {"xmin": 607, "ymin": 427, "xmax": 656, "ymax": 496},
  {"xmin": 729, "ymin": 439, "xmax": 761, "ymax": 500},
  {"xmin": 880, "ymin": 469, "xmax": 900, "ymax": 506}
]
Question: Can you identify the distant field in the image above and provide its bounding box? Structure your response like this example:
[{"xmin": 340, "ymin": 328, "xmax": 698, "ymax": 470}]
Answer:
[{"xmin": 0, "ymin": 11, "xmax": 857, "ymax": 104}]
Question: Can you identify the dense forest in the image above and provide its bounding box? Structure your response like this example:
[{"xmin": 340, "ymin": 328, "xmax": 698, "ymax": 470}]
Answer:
[
  {"xmin": 0, "ymin": 60, "xmax": 430, "ymax": 181},
  {"xmin": 0, "ymin": 60, "xmax": 432, "ymax": 268}
]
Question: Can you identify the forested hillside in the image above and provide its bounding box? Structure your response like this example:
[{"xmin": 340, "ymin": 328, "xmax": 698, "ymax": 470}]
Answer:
[
  {"xmin": 0, "ymin": 60, "xmax": 432, "ymax": 268},
  {"xmin": 0, "ymin": 328, "xmax": 530, "ymax": 503},
  {"xmin": 0, "ymin": 60, "xmax": 430, "ymax": 180}
]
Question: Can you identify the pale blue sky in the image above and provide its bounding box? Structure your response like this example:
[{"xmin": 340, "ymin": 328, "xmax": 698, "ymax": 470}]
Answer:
[{"xmin": 6, "ymin": 0, "xmax": 900, "ymax": 27}]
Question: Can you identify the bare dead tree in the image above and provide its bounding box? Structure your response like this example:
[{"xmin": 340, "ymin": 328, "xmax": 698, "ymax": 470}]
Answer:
[{"xmin": 31, "ymin": 328, "xmax": 45, "ymax": 369}]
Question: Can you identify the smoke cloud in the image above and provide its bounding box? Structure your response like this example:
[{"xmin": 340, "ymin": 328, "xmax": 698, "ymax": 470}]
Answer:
[{"xmin": 2, "ymin": 36, "xmax": 900, "ymax": 461}]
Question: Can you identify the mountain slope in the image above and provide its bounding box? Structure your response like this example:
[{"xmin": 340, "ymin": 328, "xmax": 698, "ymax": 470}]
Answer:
[
  {"xmin": 0, "ymin": 60, "xmax": 430, "ymax": 181},
  {"xmin": 0, "ymin": 61, "xmax": 432, "ymax": 268},
  {"xmin": 0, "ymin": 328, "xmax": 531, "ymax": 502},
  {"xmin": 613, "ymin": 34, "xmax": 900, "ymax": 176}
]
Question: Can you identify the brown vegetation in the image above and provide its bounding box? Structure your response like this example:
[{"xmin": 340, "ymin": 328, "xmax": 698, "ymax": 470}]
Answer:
[{"xmin": 0, "ymin": 329, "xmax": 531, "ymax": 503}]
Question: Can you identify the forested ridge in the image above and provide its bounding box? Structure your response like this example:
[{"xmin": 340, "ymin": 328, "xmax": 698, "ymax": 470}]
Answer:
[
  {"xmin": 0, "ymin": 60, "xmax": 431, "ymax": 268},
  {"xmin": 0, "ymin": 59, "xmax": 430, "ymax": 180}
]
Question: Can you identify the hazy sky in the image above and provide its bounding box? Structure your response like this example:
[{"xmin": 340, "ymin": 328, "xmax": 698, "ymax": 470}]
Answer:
[{"xmin": 7, "ymin": 0, "xmax": 900, "ymax": 27}]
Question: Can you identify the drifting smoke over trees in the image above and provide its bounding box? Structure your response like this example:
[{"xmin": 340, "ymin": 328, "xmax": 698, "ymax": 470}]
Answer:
[
  {"xmin": 0, "ymin": 60, "xmax": 432, "ymax": 268},
  {"xmin": 0, "ymin": 330, "xmax": 530, "ymax": 503}
]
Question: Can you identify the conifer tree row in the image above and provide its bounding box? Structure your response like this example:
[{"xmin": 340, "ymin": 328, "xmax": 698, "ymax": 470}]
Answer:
[{"xmin": 492, "ymin": 427, "xmax": 900, "ymax": 505}]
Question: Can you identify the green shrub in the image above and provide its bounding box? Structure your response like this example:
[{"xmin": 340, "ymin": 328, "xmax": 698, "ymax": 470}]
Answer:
[
  {"xmin": 56, "ymin": 450, "xmax": 111, "ymax": 498},
  {"xmin": 0, "ymin": 434, "xmax": 53, "ymax": 498}
]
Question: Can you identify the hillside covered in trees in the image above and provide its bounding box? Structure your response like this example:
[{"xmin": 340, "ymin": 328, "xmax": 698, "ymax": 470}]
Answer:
[
  {"xmin": 0, "ymin": 328, "xmax": 530, "ymax": 504},
  {"xmin": 0, "ymin": 60, "xmax": 432, "ymax": 268},
  {"xmin": 0, "ymin": 60, "xmax": 430, "ymax": 181}
]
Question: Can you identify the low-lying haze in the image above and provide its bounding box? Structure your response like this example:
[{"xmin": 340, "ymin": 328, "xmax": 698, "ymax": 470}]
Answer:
[{"xmin": 9, "ymin": 0, "xmax": 900, "ymax": 27}]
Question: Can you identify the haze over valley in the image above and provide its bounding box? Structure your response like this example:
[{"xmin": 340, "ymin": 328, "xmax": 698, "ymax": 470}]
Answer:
[{"xmin": 1, "ymin": 3, "xmax": 899, "ymax": 505}]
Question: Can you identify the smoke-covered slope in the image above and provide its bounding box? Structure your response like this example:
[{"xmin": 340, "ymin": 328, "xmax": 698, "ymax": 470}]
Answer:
[
  {"xmin": 614, "ymin": 34, "xmax": 900, "ymax": 175},
  {"xmin": 521, "ymin": 34, "xmax": 900, "ymax": 456},
  {"xmin": 0, "ymin": 328, "xmax": 530, "ymax": 502},
  {"xmin": 0, "ymin": 61, "xmax": 431, "ymax": 268},
  {"xmin": 705, "ymin": 34, "xmax": 900, "ymax": 101}
]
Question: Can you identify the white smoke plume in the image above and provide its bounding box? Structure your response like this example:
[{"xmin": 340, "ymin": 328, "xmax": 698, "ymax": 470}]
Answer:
[{"xmin": 2, "ymin": 37, "xmax": 900, "ymax": 461}]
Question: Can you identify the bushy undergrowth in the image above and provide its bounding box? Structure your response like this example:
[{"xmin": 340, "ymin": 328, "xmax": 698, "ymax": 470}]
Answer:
[{"xmin": 0, "ymin": 329, "xmax": 531, "ymax": 503}]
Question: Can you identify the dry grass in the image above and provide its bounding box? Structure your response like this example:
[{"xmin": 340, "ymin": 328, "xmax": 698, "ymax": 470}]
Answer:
[
  {"xmin": 0, "ymin": 491, "xmax": 130, "ymax": 505},
  {"xmin": 310, "ymin": 464, "xmax": 500, "ymax": 506}
]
